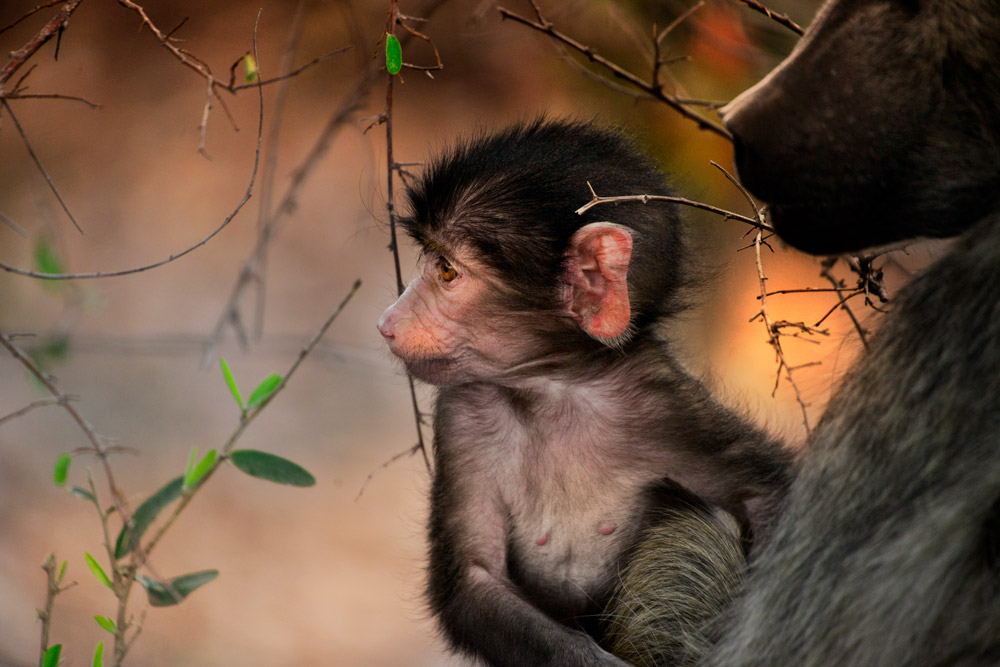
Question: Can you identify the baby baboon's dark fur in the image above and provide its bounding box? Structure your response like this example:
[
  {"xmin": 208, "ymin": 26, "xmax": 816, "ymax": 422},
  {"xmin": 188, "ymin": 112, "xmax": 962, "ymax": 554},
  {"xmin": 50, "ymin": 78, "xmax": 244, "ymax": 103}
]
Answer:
[{"xmin": 383, "ymin": 119, "xmax": 791, "ymax": 666}]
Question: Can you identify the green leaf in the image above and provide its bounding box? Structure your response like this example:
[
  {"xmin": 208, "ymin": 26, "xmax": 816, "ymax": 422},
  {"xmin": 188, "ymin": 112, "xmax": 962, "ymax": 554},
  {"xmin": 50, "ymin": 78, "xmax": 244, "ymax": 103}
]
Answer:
[
  {"xmin": 93, "ymin": 642, "xmax": 104, "ymax": 667},
  {"xmin": 57, "ymin": 560, "xmax": 67, "ymax": 585},
  {"xmin": 34, "ymin": 235, "xmax": 65, "ymax": 276},
  {"xmin": 42, "ymin": 644, "xmax": 61, "ymax": 667},
  {"xmin": 246, "ymin": 373, "xmax": 281, "ymax": 410},
  {"xmin": 53, "ymin": 453, "xmax": 71, "ymax": 486},
  {"xmin": 183, "ymin": 448, "xmax": 216, "ymax": 491},
  {"xmin": 230, "ymin": 449, "xmax": 316, "ymax": 487},
  {"xmin": 138, "ymin": 569, "xmax": 218, "ymax": 607},
  {"xmin": 219, "ymin": 358, "xmax": 244, "ymax": 410},
  {"xmin": 386, "ymin": 34, "xmax": 402, "ymax": 75},
  {"xmin": 244, "ymin": 54, "xmax": 258, "ymax": 83},
  {"xmin": 70, "ymin": 485, "xmax": 96, "ymax": 502},
  {"xmin": 94, "ymin": 615, "xmax": 116, "ymax": 634},
  {"xmin": 84, "ymin": 552, "xmax": 112, "ymax": 589},
  {"xmin": 113, "ymin": 476, "xmax": 183, "ymax": 559}
]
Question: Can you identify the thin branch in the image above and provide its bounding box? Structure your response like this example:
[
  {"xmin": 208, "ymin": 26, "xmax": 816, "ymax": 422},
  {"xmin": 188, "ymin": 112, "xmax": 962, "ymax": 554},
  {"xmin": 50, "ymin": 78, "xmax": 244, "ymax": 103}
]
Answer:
[
  {"xmin": 0, "ymin": 333, "xmax": 128, "ymax": 509},
  {"xmin": 0, "ymin": 0, "xmax": 84, "ymax": 89},
  {"xmin": 758, "ymin": 286, "xmax": 843, "ymax": 298},
  {"xmin": 752, "ymin": 232, "xmax": 811, "ymax": 434},
  {"xmin": 819, "ymin": 259, "xmax": 869, "ymax": 349},
  {"xmin": 202, "ymin": 44, "xmax": 374, "ymax": 363},
  {"xmin": 229, "ymin": 47, "xmax": 351, "ymax": 92},
  {"xmin": 143, "ymin": 279, "xmax": 362, "ymax": 557},
  {"xmin": 714, "ymin": 160, "xmax": 813, "ymax": 433},
  {"xmin": 813, "ymin": 287, "xmax": 866, "ymax": 329},
  {"xmin": 383, "ymin": 0, "xmax": 433, "ymax": 471},
  {"xmin": 3, "ymin": 93, "xmax": 102, "ymax": 108},
  {"xmin": 0, "ymin": 211, "xmax": 28, "ymax": 237},
  {"xmin": 576, "ymin": 183, "xmax": 771, "ymax": 231},
  {"xmin": 37, "ymin": 553, "xmax": 75, "ymax": 663},
  {"xmin": 2, "ymin": 99, "xmax": 83, "ymax": 234},
  {"xmin": 0, "ymin": 53, "xmax": 267, "ymax": 281},
  {"xmin": 115, "ymin": 0, "xmax": 346, "ymax": 152},
  {"xmin": 498, "ymin": 4, "xmax": 730, "ymax": 140},
  {"xmin": 734, "ymin": 0, "xmax": 804, "ymax": 36},
  {"xmin": 1, "ymin": 1, "xmax": 62, "ymax": 36},
  {"xmin": 355, "ymin": 442, "xmax": 424, "ymax": 501},
  {"xmin": 0, "ymin": 397, "xmax": 62, "ymax": 426}
]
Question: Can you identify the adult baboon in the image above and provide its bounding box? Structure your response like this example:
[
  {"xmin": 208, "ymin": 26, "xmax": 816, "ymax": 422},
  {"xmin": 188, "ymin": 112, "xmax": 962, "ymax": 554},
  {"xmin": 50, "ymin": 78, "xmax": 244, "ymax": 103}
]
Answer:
[{"xmin": 707, "ymin": 1, "xmax": 1000, "ymax": 665}]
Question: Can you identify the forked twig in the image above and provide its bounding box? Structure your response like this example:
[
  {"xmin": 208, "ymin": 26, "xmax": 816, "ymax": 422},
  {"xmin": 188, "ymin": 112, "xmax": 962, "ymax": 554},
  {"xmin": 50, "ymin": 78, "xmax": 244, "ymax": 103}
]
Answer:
[
  {"xmin": 498, "ymin": 4, "xmax": 730, "ymax": 140},
  {"xmin": 734, "ymin": 0, "xmax": 804, "ymax": 36},
  {"xmin": 576, "ymin": 182, "xmax": 771, "ymax": 231}
]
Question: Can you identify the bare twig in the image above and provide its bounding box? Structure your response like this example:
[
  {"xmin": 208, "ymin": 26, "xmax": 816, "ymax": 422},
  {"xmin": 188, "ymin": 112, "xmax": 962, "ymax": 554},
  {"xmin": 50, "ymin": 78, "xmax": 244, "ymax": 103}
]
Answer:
[
  {"xmin": 498, "ymin": 4, "xmax": 731, "ymax": 140},
  {"xmin": 355, "ymin": 442, "xmax": 424, "ymax": 501},
  {"xmin": 0, "ymin": 333, "xmax": 129, "ymax": 509},
  {"xmin": 813, "ymin": 286, "xmax": 866, "ymax": 330},
  {"xmin": 202, "ymin": 44, "xmax": 374, "ymax": 363},
  {"xmin": 576, "ymin": 182, "xmax": 771, "ymax": 231},
  {"xmin": 3, "ymin": 93, "xmax": 102, "ymax": 108},
  {"xmin": 759, "ymin": 286, "xmax": 843, "ymax": 298},
  {"xmin": 0, "ymin": 45, "xmax": 268, "ymax": 281},
  {"xmin": 228, "ymin": 47, "xmax": 351, "ymax": 92},
  {"xmin": 0, "ymin": 0, "xmax": 84, "ymax": 90},
  {"xmin": 2, "ymin": 99, "xmax": 83, "ymax": 234},
  {"xmin": 752, "ymin": 232, "xmax": 811, "ymax": 434},
  {"xmin": 0, "ymin": 211, "xmax": 28, "ymax": 237},
  {"xmin": 0, "ymin": 397, "xmax": 62, "ymax": 426},
  {"xmin": 734, "ymin": 0, "xmax": 804, "ymax": 36},
  {"xmin": 711, "ymin": 161, "xmax": 814, "ymax": 432},
  {"xmin": 819, "ymin": 258, "xmax": 869, "ymax": 348},
  {"xmin": 115, "ymin": 0, "xmax": 345, "ymax": 152}
]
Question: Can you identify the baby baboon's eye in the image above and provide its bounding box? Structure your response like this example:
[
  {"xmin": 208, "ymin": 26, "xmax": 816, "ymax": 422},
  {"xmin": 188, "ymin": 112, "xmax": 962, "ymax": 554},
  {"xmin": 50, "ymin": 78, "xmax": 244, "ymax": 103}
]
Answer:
[{"xmin": 437, "ymin": 256, "xmax": 458, "ymax": 283}]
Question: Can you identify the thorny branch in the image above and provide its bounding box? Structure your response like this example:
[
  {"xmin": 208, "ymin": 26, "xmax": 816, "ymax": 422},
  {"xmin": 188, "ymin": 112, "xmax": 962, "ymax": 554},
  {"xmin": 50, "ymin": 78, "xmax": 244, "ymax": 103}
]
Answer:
[
  {"xmin": 498, "ymin": 2, "xmax": 731, "ymax": 140},
  {"xmin": 712, "ymin": 162, "xmax": 820, "ymax": 434},
  {"xmin": 734, "ymin": 0, "xmax": 804, "ymax": 36},
  {"xmin": 576, "ymin": 182, "xmax": 772, "ymax": 232},
  {"xmin": 0, "ymin": 0, "xmax": 83, "ymax": 90}
]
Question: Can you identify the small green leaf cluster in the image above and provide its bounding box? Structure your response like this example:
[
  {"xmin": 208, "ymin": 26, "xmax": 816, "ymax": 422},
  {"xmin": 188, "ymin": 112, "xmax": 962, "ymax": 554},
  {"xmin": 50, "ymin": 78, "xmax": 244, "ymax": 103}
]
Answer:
[{"xmin": 43, "ymin": 356, "xmax": 318, "ymax": 664}]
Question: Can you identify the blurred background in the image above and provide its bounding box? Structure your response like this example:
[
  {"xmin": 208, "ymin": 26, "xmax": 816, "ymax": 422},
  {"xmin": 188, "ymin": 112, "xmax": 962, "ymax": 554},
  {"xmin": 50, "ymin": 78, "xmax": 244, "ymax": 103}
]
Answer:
[{"xmin": 0, "ymin": 0, "xmax": 943, "ymax": 664}]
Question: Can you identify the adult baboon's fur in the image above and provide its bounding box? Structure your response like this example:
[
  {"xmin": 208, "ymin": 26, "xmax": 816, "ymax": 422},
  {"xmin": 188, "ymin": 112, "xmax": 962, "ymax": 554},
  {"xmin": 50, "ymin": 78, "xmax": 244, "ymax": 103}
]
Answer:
[
  {"xmin": 604, "ymin": 505, "xmax": 745, "ymax": 667},
  {"xmin": 708, "ymin": 1, "xmax": 1000, "ymax": 664}
]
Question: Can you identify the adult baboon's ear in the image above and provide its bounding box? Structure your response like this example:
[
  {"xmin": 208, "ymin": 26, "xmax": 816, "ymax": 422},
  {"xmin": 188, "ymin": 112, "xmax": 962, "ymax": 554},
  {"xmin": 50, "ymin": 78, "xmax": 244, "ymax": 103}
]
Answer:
[{"xmin": 563, "ymin": 222, "xmax": 633, "ymax": 343}]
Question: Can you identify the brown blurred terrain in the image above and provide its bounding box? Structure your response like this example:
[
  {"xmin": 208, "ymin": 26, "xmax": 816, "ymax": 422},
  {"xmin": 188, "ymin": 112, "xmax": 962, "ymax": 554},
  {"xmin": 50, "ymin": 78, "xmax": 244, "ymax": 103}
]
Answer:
[{"xmin": 0, "ymin": 1, "xmax": 940, "ymax": 664}]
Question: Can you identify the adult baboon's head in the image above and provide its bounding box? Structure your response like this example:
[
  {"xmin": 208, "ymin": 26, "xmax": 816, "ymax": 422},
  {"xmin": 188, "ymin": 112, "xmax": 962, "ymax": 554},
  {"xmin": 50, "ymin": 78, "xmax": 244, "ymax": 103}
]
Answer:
[{"xmin": 722, "ymin": 0, "xmax": 1000, "ymax": 254}]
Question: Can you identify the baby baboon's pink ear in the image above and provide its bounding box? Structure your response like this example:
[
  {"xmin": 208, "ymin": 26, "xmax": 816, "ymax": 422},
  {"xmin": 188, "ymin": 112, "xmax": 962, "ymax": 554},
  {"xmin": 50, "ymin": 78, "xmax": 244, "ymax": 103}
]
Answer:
[{"xmin": 563, "ymin": 223, "xmax": 633, "ymax": 343}]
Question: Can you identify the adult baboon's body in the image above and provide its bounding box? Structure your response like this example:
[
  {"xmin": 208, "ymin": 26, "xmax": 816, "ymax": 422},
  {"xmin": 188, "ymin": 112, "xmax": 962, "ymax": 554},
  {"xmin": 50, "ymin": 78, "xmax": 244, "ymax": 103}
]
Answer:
[{"xmin": 708, "ymin": 1, "xmax": 1000, "ymax": 664}]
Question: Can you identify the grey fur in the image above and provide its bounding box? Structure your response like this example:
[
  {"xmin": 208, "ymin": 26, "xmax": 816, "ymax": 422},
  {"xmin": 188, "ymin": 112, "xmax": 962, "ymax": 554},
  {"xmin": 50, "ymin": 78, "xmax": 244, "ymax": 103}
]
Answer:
[
  {"xmin": 709, "ymin": 0, "xmax": 1000, "ymax": 664},
  {"xmin": 605, "ymin": 506, "xmax": 745, "ymax": 667}
]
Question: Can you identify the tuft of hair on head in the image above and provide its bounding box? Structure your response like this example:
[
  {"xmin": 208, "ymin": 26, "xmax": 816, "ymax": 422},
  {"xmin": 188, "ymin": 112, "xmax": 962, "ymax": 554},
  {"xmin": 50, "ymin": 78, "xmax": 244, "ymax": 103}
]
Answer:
[{"xmin": 400, "ymin": 117, "xmax": 691, "ymax": 336}]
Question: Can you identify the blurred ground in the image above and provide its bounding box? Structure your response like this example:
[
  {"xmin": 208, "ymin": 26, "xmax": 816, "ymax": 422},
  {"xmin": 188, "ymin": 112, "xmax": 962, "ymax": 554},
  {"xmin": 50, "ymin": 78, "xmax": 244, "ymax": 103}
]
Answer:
[{"xmin": 0, "ymin": 1, "xmax": 940, "ymax": 665}]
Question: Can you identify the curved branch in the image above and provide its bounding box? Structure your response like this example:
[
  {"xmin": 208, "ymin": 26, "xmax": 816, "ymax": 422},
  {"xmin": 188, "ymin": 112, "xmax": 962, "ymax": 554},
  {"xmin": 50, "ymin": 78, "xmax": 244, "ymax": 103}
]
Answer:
[{"xmin": 0, "ymin": 61, "xmax": 267, "ymax": 281}]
